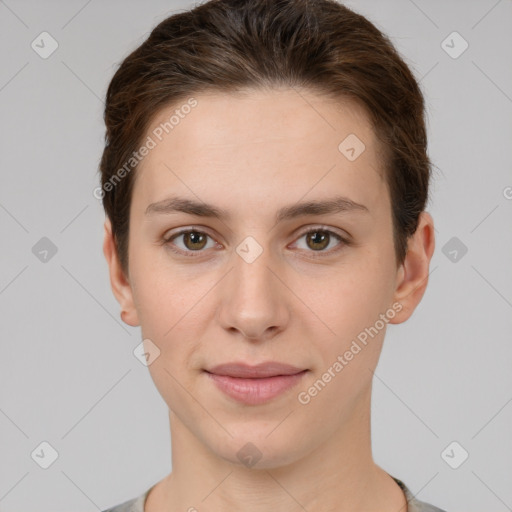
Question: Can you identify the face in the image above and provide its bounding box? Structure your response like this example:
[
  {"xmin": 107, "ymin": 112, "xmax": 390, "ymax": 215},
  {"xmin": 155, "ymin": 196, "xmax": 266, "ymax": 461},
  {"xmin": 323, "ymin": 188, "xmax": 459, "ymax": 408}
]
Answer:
[{"xmin": 104, "ymin": 88, "xmax": 434, "ymax": 469}]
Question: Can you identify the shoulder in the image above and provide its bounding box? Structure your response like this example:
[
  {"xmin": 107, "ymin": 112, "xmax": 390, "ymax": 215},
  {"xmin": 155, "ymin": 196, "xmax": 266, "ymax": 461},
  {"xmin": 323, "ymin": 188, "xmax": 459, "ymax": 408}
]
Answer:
[
  {"xmin": 410, "ymin": 498, "xmax": 448, "ymax": 512},
  {"xmin": 101, "ymin": 487, "xmax": 151, "ymax": 512},
  {"xmin": 392, "ymin": 476, "xmax": 448, "ymax": 512}
]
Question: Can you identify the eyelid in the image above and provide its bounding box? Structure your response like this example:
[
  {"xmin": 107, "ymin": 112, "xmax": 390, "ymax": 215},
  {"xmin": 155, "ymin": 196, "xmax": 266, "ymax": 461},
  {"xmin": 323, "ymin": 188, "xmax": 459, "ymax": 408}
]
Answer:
[
  {"xmin": 162, "ymin": 225, "xmax": 221, "ymax": 257},
  {"xmin": 289, "ymin": 225, "xmax": 349, "ymax": 258},
  {"xmin": 163, "ymin": 224, "xmax": 350, "ymax": 258}
]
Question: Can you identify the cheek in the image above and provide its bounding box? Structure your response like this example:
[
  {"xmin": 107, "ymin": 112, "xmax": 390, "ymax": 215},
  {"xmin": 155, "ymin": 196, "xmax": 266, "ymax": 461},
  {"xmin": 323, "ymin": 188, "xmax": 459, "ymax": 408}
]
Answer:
[
  {"xmin": 298, "ymin": 254, "xmax": 394, "ymax": 382},
  {"xmin": 304, "ymin": 260, "xmax": 391, "ymax": 334},
  {"xmin": 130, "ymin": 243, "xmax": 188, "ymax": 324},
  {"xmin": 132, "ymin": 262, "xmax": 209, "ymax": 362}
]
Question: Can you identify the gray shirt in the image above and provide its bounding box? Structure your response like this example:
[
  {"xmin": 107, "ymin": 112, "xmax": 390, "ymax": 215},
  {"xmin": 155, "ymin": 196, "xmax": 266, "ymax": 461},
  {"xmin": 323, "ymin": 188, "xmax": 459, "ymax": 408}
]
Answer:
[{"xmin": 101, "ymin": 476, "xmax": 447, "ymax": 512}]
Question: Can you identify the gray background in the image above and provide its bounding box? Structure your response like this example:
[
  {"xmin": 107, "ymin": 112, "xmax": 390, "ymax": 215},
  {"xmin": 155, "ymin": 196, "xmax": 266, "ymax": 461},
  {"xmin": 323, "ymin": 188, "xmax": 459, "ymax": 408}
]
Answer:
[{"xmin": 0, "ymin": 0, "xmax": 511, "ymax": 511}]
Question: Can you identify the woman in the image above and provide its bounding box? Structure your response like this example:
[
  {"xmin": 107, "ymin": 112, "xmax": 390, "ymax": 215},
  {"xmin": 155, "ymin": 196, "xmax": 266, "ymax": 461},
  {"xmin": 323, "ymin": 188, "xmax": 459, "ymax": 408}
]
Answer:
[{"xmin": 99, "ymin": 0, "xmax": 444, "ymax": 510}]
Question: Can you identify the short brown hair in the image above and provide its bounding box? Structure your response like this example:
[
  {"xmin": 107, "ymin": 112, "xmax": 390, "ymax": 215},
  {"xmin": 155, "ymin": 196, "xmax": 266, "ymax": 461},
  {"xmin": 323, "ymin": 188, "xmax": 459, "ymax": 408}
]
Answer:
[{"xmin": 98, "ymin": 0, "xmax": 433, "ymax": 277}]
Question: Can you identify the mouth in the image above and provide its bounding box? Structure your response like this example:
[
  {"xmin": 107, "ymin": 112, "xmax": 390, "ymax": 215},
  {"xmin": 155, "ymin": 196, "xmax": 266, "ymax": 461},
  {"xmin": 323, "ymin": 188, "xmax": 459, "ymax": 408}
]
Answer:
[{"xmin": 204, "ymin": 362, "xmax": 308, "ymax": 405}]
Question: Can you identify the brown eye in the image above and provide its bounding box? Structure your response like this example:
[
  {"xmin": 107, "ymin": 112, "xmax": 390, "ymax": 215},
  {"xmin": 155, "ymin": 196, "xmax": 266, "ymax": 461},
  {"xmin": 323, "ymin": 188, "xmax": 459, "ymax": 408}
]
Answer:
[
  {"xmin": 182, "ymin": 231, "xmax": 208, "ymax": 250},
  {"xmin": 293, "ymin": 227, "xmax": 347, "ymax": 256},
  {"xmin": 165, "ymin": 229, "xmax": 217, "ymax": 257},
  {"xmin": 305, "ymin": 230, "xmax": 330, "ymax": 251}
]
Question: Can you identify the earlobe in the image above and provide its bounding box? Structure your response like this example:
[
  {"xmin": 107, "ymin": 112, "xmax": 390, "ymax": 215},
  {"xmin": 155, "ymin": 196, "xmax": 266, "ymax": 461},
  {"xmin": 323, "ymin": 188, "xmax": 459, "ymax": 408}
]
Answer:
[
  {"xmin": 388, "ymin": 212, "xmax": 435, "ymax": 324},
  {"xmin": 102, "ymin": 218, "xmax": 140, "ymax": 327}
]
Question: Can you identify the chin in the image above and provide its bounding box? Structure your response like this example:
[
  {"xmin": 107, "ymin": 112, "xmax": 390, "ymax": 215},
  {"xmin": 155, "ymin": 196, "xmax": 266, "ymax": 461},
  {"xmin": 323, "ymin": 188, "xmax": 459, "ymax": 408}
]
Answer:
[{"xmin": 208, "ymin": 427, "xmax": 308, "ymax": 471}]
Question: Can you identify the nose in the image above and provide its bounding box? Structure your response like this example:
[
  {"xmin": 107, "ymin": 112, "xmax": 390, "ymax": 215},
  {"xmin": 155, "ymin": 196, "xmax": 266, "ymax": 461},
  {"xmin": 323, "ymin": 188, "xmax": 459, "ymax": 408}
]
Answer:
[{"xmin": 217, "ymin": 245, "xmax": 290, "ymax": 342}]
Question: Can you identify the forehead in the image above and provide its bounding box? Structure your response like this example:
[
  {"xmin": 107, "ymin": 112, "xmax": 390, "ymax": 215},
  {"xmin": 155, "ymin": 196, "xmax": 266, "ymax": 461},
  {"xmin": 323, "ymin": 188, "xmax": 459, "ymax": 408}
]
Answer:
[
  {"xmin": 134, "ymin": 88, "xmax": 387, "ymax": 216},
  {"xmin": 147, "ymin": 87, "xmax": 377, "ymax": 152}
]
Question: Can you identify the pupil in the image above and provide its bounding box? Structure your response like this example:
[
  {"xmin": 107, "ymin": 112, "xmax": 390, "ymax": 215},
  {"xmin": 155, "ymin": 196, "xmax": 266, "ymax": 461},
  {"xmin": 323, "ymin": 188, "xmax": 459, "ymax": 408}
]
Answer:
[
  {"xmin": 308, "ymin": 231, "xmax": 328, "ymax": 250},
  {"xmin": 186, "ymin": 231, "xmax": 206, "ymax": 250}
]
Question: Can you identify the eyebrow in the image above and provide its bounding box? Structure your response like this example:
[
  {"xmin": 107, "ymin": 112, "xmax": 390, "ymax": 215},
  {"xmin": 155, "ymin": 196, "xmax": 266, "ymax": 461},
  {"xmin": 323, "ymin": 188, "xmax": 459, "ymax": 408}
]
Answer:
[{"xmin": 145, "ymin": 195, "xmax": 369, "ymax": 223}]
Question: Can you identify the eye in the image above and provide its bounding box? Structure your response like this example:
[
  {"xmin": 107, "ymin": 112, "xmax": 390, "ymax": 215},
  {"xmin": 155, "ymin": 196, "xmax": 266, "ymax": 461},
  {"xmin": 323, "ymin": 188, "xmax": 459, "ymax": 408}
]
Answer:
[
  {"xmin": 164, "ymin": 229, "xmax": 218, "ymax": 257},
  {"xmin": 163, "ymin": 226, "xmax": 349, "ymax": 258},
  {"xmin": 292, "ymin": 227, "xmax": 348, "ymax": 256}
]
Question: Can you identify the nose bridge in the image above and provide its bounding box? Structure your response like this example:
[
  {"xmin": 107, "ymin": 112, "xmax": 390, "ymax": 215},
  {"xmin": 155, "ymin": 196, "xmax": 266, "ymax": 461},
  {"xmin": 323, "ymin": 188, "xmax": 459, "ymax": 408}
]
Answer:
[{"xmin": 218, "ymin": 237, "xmax": 288, "ymax": 340}]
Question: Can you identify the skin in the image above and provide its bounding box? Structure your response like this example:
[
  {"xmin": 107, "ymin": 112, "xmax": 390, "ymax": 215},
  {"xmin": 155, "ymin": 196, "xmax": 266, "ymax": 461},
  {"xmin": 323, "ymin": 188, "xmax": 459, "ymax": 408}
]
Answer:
[{"xmin": 103, "ymin": 87, "xmax": 435, "ymax": 512}]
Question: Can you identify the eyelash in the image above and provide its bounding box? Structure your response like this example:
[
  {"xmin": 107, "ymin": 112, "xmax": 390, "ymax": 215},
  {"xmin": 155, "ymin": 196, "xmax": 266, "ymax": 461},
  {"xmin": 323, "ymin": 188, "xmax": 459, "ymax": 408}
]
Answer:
[{"xmin": 162, "ymin": 226, "xmax": 350, "ymax": 259}]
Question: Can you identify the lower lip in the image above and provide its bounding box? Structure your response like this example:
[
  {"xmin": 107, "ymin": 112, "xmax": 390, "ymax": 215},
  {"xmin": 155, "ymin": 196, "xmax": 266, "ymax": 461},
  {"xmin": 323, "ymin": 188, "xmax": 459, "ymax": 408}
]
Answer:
[{"xmin": 205, "ymin": 370, "xmax": 308, "ymax": 405}]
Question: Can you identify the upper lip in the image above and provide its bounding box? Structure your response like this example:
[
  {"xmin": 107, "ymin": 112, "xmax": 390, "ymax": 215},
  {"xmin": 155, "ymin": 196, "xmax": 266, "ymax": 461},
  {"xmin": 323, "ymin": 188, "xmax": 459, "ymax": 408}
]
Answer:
[{"xmin": 205, "ymin": 362, "xmax": 306, "ymax": 378}]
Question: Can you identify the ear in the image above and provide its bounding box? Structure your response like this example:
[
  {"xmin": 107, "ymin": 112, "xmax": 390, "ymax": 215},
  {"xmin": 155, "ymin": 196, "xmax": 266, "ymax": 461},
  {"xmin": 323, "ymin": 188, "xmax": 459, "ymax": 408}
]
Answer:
[
  {"xmin": 388, "ymin": 211, "xmax": 435, "ymax": 324},
  {"xmin": 102, "ymin": 217, "xmax": 140, "ymax": 327}
]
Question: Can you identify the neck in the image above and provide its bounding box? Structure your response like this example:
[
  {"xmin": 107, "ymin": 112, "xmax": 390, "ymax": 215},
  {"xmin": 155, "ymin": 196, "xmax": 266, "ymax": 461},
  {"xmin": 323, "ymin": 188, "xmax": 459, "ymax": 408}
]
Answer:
[{"xmin": 146, "ymin": 386, "xmax": 407, "ymax": 512}]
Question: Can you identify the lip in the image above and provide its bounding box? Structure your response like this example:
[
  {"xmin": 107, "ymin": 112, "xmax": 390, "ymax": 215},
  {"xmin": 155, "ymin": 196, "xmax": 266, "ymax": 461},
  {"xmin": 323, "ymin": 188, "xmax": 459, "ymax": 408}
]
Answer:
[
  {"xmin": 207, "ymin": 362, "xmax": 306, "ymax": 378},
  {"xmin": 204, "ymin": 362, "xmax": 308, "ymax": 405}
]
